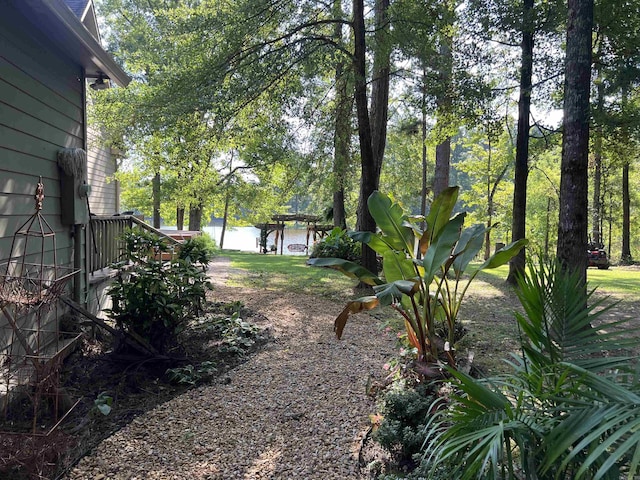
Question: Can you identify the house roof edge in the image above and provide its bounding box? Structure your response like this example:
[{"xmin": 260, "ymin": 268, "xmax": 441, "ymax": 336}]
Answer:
[{"xmin": 20, "ymin": 0, "xmax": 130, "ymax": 87}]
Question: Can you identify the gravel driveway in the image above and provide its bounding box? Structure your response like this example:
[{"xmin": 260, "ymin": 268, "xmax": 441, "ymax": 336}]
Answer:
[{"xmin": 65, "ymin": 257, "xmax": 396, "ymax": 479}]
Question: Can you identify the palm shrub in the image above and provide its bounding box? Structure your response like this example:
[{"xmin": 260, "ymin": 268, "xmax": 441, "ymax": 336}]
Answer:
[
  {"xmin": 423, "ymin": 258, "xmax": 640, "ymax": 479},
  {"xmin": 308, "ymin": 187, "xmax": 527, "ymax": 369},
  {"xmin": 107, "ymin": 229, "xmax": 212, "ymax": 354}
]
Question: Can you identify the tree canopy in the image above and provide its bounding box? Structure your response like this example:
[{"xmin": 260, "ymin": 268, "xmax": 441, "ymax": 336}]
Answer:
[{"xmin": 91, "ymin": 0, "xmax": 640, "ymax": 268}]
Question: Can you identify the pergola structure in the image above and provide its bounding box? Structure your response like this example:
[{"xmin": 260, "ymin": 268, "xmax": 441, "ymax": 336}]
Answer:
[{"xmin": 255, "ymin": 214, "xmax": 334, "ymax": 255}]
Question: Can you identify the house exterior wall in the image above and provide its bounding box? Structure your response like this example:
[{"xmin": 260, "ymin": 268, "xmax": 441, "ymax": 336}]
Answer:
[
  {"xmin": 0, "ymin": 3, "xmax": 86, "ymax": 354},
  {"xmin": 87, "ymin": 127, "xmax": 119, "ymax": 216}
]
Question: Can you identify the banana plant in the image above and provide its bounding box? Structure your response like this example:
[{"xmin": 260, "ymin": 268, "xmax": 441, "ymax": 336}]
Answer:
[{"xmin": 308, "ymin": 187, "xmax": 528, "ymax": 369}]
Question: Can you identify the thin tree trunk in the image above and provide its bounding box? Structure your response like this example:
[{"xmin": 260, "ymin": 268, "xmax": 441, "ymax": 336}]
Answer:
[
  {"xmin": 176, "ymin": 207, "xmax": 184, "ymax": 230},
  {"xmin": 434, "ymin": 139, "xmax": 451, "ymax": 198},
  {"xmin": 507, "ymin": 0, "xmax": 534, "ymax": 284},
  {"xmin": 545, "ymin": 197, "xmax": 551, "ymax": 256},
  {"xmin": 621, "ymin": 161, "xmax": 632, "ymax": 263},
  {"xmin": 419, "ymin": 73, "xmax": 428, "ymax": 260},
  {"xmin": 152, "ymin": 171, "xmax": 161, "ymax": 228},
  {"xmin": 220, "ymin": 191, "xmax": 230, "ymax": 249},
  {"xmin": 592, "ymin": 70, "xmax": 604, "ymax": 246},
  {"xmin": 220, "ymin": 156, "xmax": 234, "ymax": 249},
  {"xmin": 557, "ymin": 0, "xmax": 594, "ymax": 284},
  {"xmin": 433, "ymin": 29, "xmax": 453, "ymax": 198},
  {"xmin": 485, "ymin": 137, "xmax": 493, "ymax": 260}
]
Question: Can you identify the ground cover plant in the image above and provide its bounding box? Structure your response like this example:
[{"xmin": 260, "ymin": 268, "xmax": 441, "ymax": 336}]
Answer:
[{"xmin": 0, "ymin": 297, "xmax": 268, "ymax": 480}]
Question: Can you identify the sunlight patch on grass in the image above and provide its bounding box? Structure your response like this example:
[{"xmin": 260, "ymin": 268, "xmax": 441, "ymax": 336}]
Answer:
[
  {"xmin": 221, "ymin": 250, "xmax": 356, "ymax": 298},
  {"xmin": 587, "ymin": 266, "xmax": 640, "ymax": 298},
  {"xmin": 473, "ymin": 262, "xmax": 639, "ymax": 299}
]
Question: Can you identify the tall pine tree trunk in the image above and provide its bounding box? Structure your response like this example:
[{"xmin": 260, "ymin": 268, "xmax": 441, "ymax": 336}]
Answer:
[
  {"xmin": 353, "ymin": 0, "xmax": 390, "ymax": 276},
  {"xmin": 507, "ymin": 0, "xmax": 534, "ymax": 284},
  {"xmin": 188, "ymin": 204, "xmax": 203, "ymax": 231},
  {"xmin": 332, "ymin": 0, "xmax": 350, "ymax": 230},
  {"xmin": 433, "ymin": 35, "xmax": 453, "ymax": 198},
  {"xmin": 370, "ymin": 0, "xmax": 390, "ymax": 179},
  {"xmin": 557, "ymin": 0, "xmax": 593, "ymax": 284}
]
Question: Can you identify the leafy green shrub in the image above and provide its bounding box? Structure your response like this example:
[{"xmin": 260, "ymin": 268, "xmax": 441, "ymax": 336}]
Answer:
[
  {"xmin": 310, "ymin": 227, "xmax": 361, "ymax": 262},
  {"xmin": 374, "ymin": 383, "xmax": 437, "ymax": 467},
  {"xmin": 423, "ymin": 259, "xmax": 640, "ymax": 479},
  {"xmin": 178, "ymin": 232, "xmax": 217, "ymax": 266},
  {"xmin": 107, "ymin": 229, "xmax": 212, "ymax": 354}
]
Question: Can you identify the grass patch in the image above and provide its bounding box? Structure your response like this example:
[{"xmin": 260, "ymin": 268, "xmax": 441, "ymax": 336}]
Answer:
[
  {"xmin": 587, "ymin": 266, "xmax": 640, "ymax": 298},
  {"xmin": 221, "ymin": 250, "xmax": 357, "ymax": 299},
  {"xmin": 476, "ymin": 263, "xmax": 640, "ymax": 298}
]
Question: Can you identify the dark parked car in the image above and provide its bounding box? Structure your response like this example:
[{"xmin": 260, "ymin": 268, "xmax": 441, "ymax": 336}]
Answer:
[{"xmin": 587, "ymin": 242, "xmax": 610, "ymax": 269}]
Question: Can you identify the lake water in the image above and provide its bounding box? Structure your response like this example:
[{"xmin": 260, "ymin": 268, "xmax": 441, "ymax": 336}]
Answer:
[{"xmin": 204, "ymin": 225, "xmax": 312, "ymax": 255}]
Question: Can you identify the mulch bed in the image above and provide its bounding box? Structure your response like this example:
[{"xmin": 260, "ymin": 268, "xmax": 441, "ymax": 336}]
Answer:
[{"xmin": 0, "ymin": 302, "xmax": 271, "ymax": 480}]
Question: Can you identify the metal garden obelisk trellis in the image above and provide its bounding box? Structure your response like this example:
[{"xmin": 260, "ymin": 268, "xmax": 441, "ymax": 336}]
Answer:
[{"xmin": 0, "ymin": 177, "xmax": 80, "ymax": 433}]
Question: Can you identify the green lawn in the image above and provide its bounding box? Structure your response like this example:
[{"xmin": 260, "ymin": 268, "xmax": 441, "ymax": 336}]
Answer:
[
  {"xmin": 477, "ymin": 263, "xmax": 640, "ymax": 298},
  {"xmin": 220, "ymin": 250, "xmax": 357, "ymax": 299}
]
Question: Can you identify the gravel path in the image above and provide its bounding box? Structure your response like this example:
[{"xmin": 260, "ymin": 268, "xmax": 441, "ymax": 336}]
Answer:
[{"xmin": 66, "ymin": 257, "xmax": 396, "ymax": 479}]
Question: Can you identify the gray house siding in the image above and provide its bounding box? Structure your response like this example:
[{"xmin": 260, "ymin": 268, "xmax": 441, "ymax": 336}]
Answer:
[
  {"xmin": 0, "ymin": 4, "xmax": 84, "ymax": 268},
  {"xmin": 0, "ymin": 3, "xmax": 86, "ymax": 356},
  {"xmin": 87, "ymin": 127, "xmax": 119, "ymax": 216}
]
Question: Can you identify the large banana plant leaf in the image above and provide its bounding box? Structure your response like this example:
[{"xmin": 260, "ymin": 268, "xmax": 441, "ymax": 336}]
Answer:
[
  {"xmin": 422, "ymin": 212, "xmax": 466, "ymax": 285},
  {"xmin": 382, "ymin": 249, "xmax": 419, "ymax": 283},
  {"xmin": 306, "ymin": 257, "xmax": 383, "ymax": 286},
  {"xmin": 419, "ymin": 186, "xmax": 459, "ymax": 255},
  {"xmin": 368, "ymin": 191, "xmax": 415, "ymax": 254},
  {"xmin": 452, "ymin": 223, "xmax": 488, "ymax": 275},
  {"xmin": 334, "ymin": 296, "xmax": 379, "ymax": 339},
  {"xmin": 478, "ymin": 238, "xmax": 529, "ymax": 270},
  {"xmin": 349, "ymin": 230, "xmax": 397, "ymax": 257}
]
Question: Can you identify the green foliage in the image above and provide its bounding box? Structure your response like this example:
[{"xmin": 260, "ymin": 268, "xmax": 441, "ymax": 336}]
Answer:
[
  {"xmin": 93, "ymin": 392, "xmax": 113, "ymax": 416},
  {"xmin": 178, "ymin": 232, "xmax": 217, "ymax": 266},
  {"xmin": 374, "ymin": 383, "xmax": 437, "ymax": 466},
  {"xmin": 193, "ymin": 312, "xmax": 260, "ymax": 356},
  {"xmin": 106, "ymin": 229, "xmax": 212, "ymax": 354},
  {"xmin": 166, "ymin": 361, "xmax": 217, "ymax": 386},
  {"xmin": 309, "ymin": 188, "xmax": 527, "ymax": 369},
  {"xmin": 456, "ymin": 123, "xmax": 514, "ymax": 252},
  {"xmin": 309, "ymin": 227, "xmax": 362, "ymax": 262},
  {"xmin": 423, "ymin": 258, "xmax": 640, "ymax": 479},
  {"xmin": 217, "ymin": 314, "xmax": 260, "ymax": 355}
]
